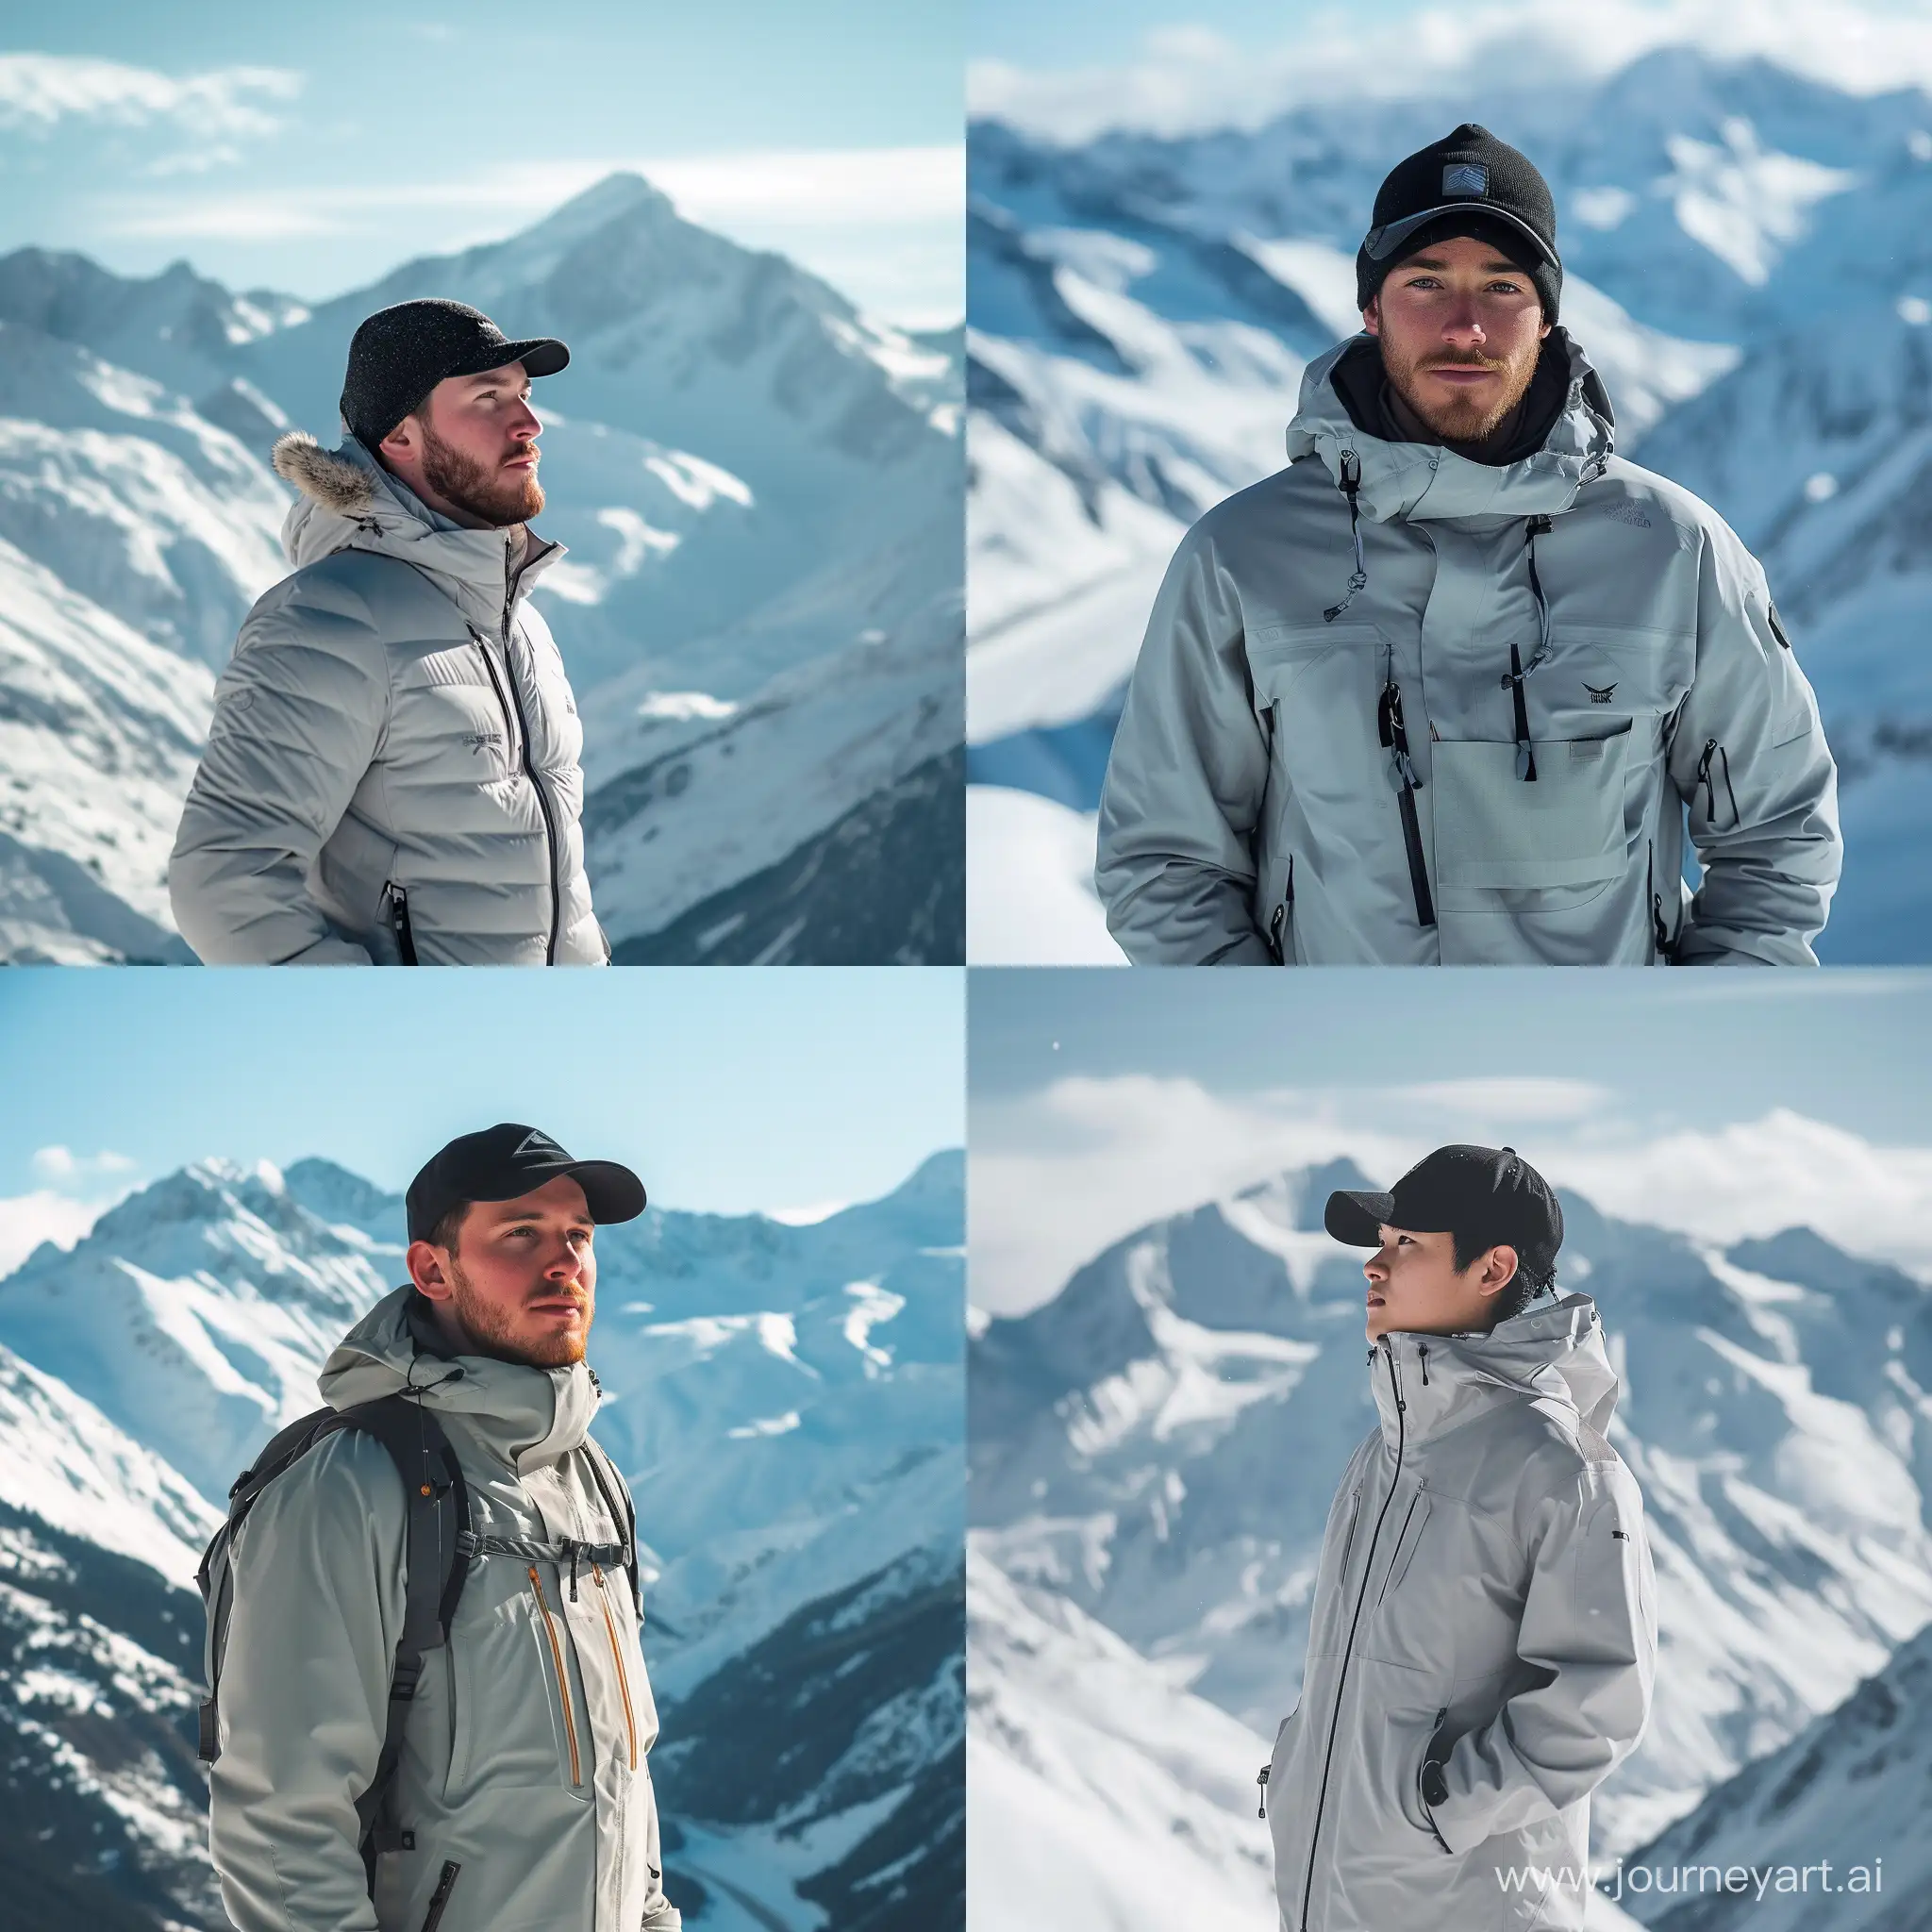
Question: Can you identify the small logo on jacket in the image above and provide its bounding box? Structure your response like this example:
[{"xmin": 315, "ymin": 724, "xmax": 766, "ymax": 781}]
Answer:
[
  {"xmin": 463, "ymin": 730, "xmax": 504, "ymax": 755},
  {"xmin": 1442, "ymin": 162, "xmax": 1489, "ymax": 196},
  {"xmin": 1586, "ymin": 682, "xmax": 1617, "ymax": 705}
]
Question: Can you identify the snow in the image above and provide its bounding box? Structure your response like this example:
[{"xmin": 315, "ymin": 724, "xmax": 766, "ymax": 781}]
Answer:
[{"xmin": 966, "ymin": 787, "xmax": 1122, "ymax": 964}]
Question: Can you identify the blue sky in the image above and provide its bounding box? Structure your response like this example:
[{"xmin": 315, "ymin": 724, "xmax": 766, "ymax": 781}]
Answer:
[
  {"xmin": 0, "ymin": 970, "xmax": 964, "ymax": 1266},
  {"xmin": 0, "ymin": 0, "xmax": 961, "ymax": 324},
  {"xmin": 971, "ymin": 970, "xmax": 1932, "ymax": 1313}
]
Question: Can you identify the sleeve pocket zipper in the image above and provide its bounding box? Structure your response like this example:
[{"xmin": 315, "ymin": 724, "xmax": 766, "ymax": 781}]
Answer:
[
  {"xmin": 420, "ymin": 1860, "xmax": 461, "ymax": 1932},
  {"xmin": 386, "ymin": 884, "xmax": 418, "ymax": 966},
  {"xmin": 593, "ymin": 1564, "xmax": 639, "ymax": 1771},
  {"xmin": 528, "ymin": 1567, "xmax": 583, "ymax": 1787}
]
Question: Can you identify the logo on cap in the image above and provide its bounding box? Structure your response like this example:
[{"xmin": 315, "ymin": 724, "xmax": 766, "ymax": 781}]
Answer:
[
  {"xmin": 1442, "ymin": 162, "xmax": 1490, "ymax": 197},
  {"xmin": 512, "ymin": 1129, "xmax": 567, "ymax": 1159}
]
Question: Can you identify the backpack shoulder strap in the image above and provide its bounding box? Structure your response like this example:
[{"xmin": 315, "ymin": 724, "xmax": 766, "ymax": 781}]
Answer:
[{"xmin": 576, "ymin": 1433, "xmax": 641, "ymax": 1622}]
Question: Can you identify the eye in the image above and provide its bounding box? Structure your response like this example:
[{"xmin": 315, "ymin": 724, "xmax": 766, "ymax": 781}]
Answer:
[{"xmin": 568, "ymin": 1228, "xmax": 592, "ymax": 1247}]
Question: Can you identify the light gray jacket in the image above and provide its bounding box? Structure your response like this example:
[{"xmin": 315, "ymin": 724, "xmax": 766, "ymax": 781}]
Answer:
[
  {"xmin": 1096, "ymin": 330, "xmax": 1841, "ymax": 964},
  {"xmin": 208, "ymin": 1287, "xmax": 679, "ymax": 1932},
  {"xmin": 1264, "ymin": 1293, "xmax": 1657, "ymax": 1931},
  {"xmin": 170, "ymin": 433, "xmax": 605, "ymax": 964}
]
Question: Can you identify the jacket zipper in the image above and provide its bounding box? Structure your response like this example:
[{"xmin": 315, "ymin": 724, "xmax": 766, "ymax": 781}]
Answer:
[
  {"xmin": 592, "ymin": 1564, "xmax": 639, "ymax": 1771},
  {"xmin": 1300, "ymin": 1342, "xmax": 1407, "ymax": 1932},
  {"xmin": 1377, "ymin": 680, "xmax": 1435, "ymax": 928},
  {"xmin": 387, "ymin": 884, "xmax": 418, "ymax": 966},
  {"xmin": 1268, "ymin": 857, "xmax": 1294, "ymax": 963},
  {"xmin": 1420, "ymin": 1709, "xmax": 1454, "ymax": 1855},
  {"xmin": 504, "ymin": 566, "xmax": 560, "ymax": 963},
  {"xmin": 474, "ymin": 599, "xmax": 560, "ymax": 964},
  {"xmin": 420, "ymin": 1860, "xmax": 461, "ymax": 1932},
  {"xmin": 1377, "ymin": 1490, "xmax": 1423, "ymax": 1606},
  {"xmin": 527, "ymin": 1566, "xmax": 582, "ymax": 1786}
]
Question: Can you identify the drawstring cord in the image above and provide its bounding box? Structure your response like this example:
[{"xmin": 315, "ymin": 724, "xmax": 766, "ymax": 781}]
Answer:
[
  {"xmin": 1501, "ymin": 515, "xmax": 1554, "ymax": 780},
  {"xmin": 1324, "ymin": 450, "xmax": 1367, "ymax": 623}
]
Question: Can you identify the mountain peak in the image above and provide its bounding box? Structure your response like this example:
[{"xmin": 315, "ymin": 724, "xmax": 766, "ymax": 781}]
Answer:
[{"xmin": 527, "ymin": 170, "xmax": 676, "ymax": 245}]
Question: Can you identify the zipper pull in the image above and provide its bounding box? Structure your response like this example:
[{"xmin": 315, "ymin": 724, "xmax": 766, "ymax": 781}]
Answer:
[
  {"xmin": 1420, "ymin": 1343, "xmax": 1430, "ymax": 1386},
  {"xmin": 592, "ymin": 1564, "xmax": 606, "ymax": 1590},
  {"xmin": 569, "ymin": 1544, "xmax": 580, "ymax": 1602},
  {"xmin": 1257, "ymin": 1763, "xmax": 1270, "ymax": 1819}
]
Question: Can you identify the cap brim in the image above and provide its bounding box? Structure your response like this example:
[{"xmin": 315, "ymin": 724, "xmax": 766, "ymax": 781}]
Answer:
[
  {"xmin": 1363, "ymin": 203, "xmax": 1555, "ymax": 267},
  {"xmin": 447, "ymin": 337, "xmax": 571, "ymax": 381},
  {"xmin": 1324, "ymin": 1190, "xmax": 1395, "ymax": 1246},
  {"xmin": 558, "ymin": 1158, "xmax": 645, "ymax": 1225}
]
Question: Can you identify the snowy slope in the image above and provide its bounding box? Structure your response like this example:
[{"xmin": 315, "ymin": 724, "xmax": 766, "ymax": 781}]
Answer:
[
  {"xmin": 967, "ymin": 49, "xmax": 1932, "ymax": 960},
  {"xmin": 0, "ymin": 171, "xmax": 964, "ymax": 964},
  {"xmin": 969, "ymin": 1156, "xmax": 1932, "ymax": 1895},
  {"xmin": 1618, "ymin": 1620, "xmax": 1932, "ymax": 1929},
  {"xmin": 0, "ymin": 1148, "xmax": 964, "ymax": 1930}
]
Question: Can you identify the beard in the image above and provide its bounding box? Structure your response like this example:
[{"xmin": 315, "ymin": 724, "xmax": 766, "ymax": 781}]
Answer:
[
  {"xmin": 1381, "ymin": 333, "xmax": 1542, "ymax": 449},
  {"xmin": 445, "ymin": 1256, "xmax": 590, "ymax": 1369},
  {"xmin": 418, "ymin": 419, "xmax": 545, "ymax": 528}
]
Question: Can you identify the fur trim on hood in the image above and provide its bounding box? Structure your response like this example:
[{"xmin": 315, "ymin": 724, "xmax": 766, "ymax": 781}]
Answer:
[{"xmin": 271, "ymin": 431, "xmax": 379, "ymax": 513}]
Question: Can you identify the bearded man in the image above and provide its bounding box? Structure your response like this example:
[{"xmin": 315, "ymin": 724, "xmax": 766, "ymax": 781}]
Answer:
[
  {"xmin": 206, "ymin": 1124, "xmax": 679, "ymax": 1931},
  {"xmin": 170, "ymin": 299, "xmax": 608, "ymax": 964},
  {"xmin": 1094, "ymin": 125, "xmax": 1841, "ymax": 966}
]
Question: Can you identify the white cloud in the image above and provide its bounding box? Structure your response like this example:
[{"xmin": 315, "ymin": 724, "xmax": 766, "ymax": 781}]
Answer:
[
  {"xmin": 30, "ymin": 1145, "xmax": 136, "ymax": 1186},
  {"xmin": 972, "ymin": 1078, "xmax": 1932, "ymax": 1319},
  {"xmin": 107, "ymin": 145, "xmax": 963, "ymax": 247},
  {"xmin": 0, "ymin": 54, "xmax": 300, "ymax": 138},
  {"xmin": 0, "ymin": 1190, "xmax": 106, "ymax": 1278},
  {"xmin": 968, "ymin": 0, "xmax": 1932, "ymax": 142}
]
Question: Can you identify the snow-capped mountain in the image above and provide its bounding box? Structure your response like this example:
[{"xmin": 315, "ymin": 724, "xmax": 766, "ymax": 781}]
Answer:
[
  {"xmin": 1616, "ymin": 1619, "xmax": 1932, "ymax": 1929},
  {"xmin": 967, "ymin": 1155, "xmax": 1932, "ymax": 1923},
  {"xmin": 967, "ymin": 47, "xmax": 1932, "ymax": 960},
  {"xmin": 0, "ymin": 171, "xmax": 963, "ymax": 964},
  {"xmin": 0, "ymin": 1147, "xmax": 964, "ymax": 1930}
]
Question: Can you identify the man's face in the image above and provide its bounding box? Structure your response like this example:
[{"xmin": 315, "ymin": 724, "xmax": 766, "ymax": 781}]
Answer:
[
  {"xmin": 1364, "ymin": 233, "xmax": 1551, "ymax": 447},
  {"xmin": 408, "ymin": 1174, "xmax": 595, "ymax": 1368},
  {"xmin": 1363, "ymin": 1223, "xmax": 1517, "ymax": 1342},
  {"xmin": 380, "ymin": 360, "xmax": 543, "ymax": 528}
]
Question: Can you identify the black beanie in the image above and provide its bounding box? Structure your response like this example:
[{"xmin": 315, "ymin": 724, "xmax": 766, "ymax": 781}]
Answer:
[
  {"xmin": 1355, "ymin": 123, "xmax": 1562, "ymax": 323},
  {"xmin": 339, "ymin": 299, "xmax": 569, "ymax": 452}
]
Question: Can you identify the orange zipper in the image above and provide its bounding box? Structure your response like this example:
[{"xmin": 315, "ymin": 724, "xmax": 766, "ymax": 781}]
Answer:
[
  {"xmin": 527, "ymin": 1566, "xmax": 582, "ymax": 1786},
  {"xmin": 592, "ymin": 1565, "xmax": 638, "ymax": 1771}
]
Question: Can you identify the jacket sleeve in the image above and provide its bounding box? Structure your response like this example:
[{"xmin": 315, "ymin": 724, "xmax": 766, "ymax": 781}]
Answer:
[
  {"xmin": 1668, "ymin": 527, "xmax": 1840, "ymax": 965},
  {"xmin": 208, "ymin": 1431, "xmax": 407, "ymax": 1932},
  {"xmin": 169, "ymin": 577, "xmax": 389, "ymax": 964},
  {"xmin": 1423, "ymin": 1460, "xmax": 1657, "ymax": 1856},
  {"xmin": 1094, "ymin": 522, "xmax": 1276, "ymax": 963}
]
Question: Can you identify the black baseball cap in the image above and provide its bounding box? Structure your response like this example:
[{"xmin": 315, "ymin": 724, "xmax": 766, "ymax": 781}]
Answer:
[
  {"xmin": 1356, "ymin": 123, "xmax": 1562, "ymax": 322},
  {"xmin": 406, "ymin": 1124, "xmax": 645, "ymax": 1244},
  {"xmin": 1324, "ymin": 1144, "xmax": 1562, "ymax": 1281},
  {"xmin": 341, "ymin": 299, "xmax": 569, "ymax": 453}
]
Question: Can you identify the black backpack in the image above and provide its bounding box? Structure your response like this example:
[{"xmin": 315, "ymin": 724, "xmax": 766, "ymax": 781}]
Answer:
[{"xmin": 196, "ymin": 1393, "xmax": 641, "ymax": 1889}]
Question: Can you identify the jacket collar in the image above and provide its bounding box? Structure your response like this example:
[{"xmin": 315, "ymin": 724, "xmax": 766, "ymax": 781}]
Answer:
[
  {"xmin": 316, "ymin": 1282, "xmax": 600, "ymax": 1474},
  {"xmin": 1284, "ymin": 325, "xmax": 1616, "ymax": 525},
  {"xmin": 270, "ymin": 430, "xmax": 565, "ymax": 636},
  {"xmin": 1367, "ymin": 1290, "xmax": 1620, "ymax": 1456}
]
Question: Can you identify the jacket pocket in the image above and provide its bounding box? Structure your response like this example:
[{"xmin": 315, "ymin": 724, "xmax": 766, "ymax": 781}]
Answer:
[
  {"xmin": 1377, "ymin": 1491, "xmax": 1432, "ymax": 1606},
  {"xmin": 1429, "ymin": 725, "xmax": 1630, "ymax": 911},
  {"xmin": 592, "ymin": 1565, "xmax": 639, "ymax": 1772},
  {"xmin": 420, "ymin": 1860, "xmax": 460, "ymax": 1932},
  {"xmin": 384, "ymin": 883, "xmax": 419, "ymax": 966},
  {"xmin": 527, "ymin": 1567, "xmax": 584, "ymax": 1788}
]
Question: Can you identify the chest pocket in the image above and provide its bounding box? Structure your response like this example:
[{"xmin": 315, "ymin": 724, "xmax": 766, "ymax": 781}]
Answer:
[
  {"xmin": 1430, "ymin": 725, "xmax": 1631, "ymax": 905},
  {"xmin": 1250, "ymin": 623, "xmax": 1384, "ymax": 819},
  {"xmin": 396, "ymin": 641, "xmax": 521, "ymax": 784},
  {"xmin": 1534, "ymin": 623, "xmax": 1691, "ymax": 734}
]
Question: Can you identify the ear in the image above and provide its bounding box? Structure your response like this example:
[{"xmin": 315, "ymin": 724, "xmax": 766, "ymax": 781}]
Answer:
[
  {"xmin": 378, "ymin": 419, "xmax": 417, "ymax": 461},
  {"xmin": 408, "ymin": 1238, "xmax": 456, "ymax": 1301},
  {"xmin": 1362, "ymin": 295, "xmax": 1382, "ymax": 339},
  {"xmin": 1476, "ymin": 1244, "xmax": 1520, "ymax": 1296}
]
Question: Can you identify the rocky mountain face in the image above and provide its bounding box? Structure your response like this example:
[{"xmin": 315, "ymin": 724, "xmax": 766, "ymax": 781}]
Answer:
[
  {"xmin": 0, "ymin": 172, "xmax": 962, "ymax": 963},
  {"xmin": 0, "ymin": 1148, "xmax": 965, "ymax": 1929},
  {"xmin": 967, "ymin": 48, "xmax": 1932, "ymax": 959},
  {"xmin": 968, "ymin": 1157, "xmax": 1932, "ymax": 1923}
]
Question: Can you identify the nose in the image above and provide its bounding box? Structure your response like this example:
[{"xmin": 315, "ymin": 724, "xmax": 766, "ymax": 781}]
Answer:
[
  {"xmin": 511, "ymin": 398, "xmax": 541, "ymax": 443},
  {"xmin": 1364, "ymin": 1250, "xmax": 1390, "ymax": 1287},
  {"xmin": 1441, "ymin": 295, "xmax": 1488, "ymax": 346}
]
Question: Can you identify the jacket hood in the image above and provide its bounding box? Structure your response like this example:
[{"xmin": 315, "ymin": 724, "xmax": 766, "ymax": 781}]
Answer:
[
  {"xmin": 317, "ymin": 1282, "xmax": 599, "ymax": 1473},
  {"xmin": 1369, "ymin": 1289, "xmax": 1620, "ymax": 1452},
  {"xmin": 270, "ymin": 429, "xmax": 565, "ymax": 630},
  {"xmin": 1284, "ymin": 325, "xmax": 1615, "ymax": 524}
]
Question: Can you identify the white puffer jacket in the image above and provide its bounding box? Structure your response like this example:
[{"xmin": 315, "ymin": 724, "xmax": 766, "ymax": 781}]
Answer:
[{"xmin": 169, "ymin": 433, "xmax": 605, "ymax": 965}]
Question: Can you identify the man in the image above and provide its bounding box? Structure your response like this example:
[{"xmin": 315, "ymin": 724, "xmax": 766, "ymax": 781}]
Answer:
[
  {"xmin": 1261, "ymin": 1144, "xmax": 1656, "ymax": 1931},
  {"xmin": 208, "ymin": 1124, "xmax": 679, "ymax": 1932},
  {"xmin": 171, "ymin": 299, "xmax": 608, "ymax": 964},
  {"xmin": 1096, "ymin": 124, "xmax": 1840, "ymax": 965}
]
